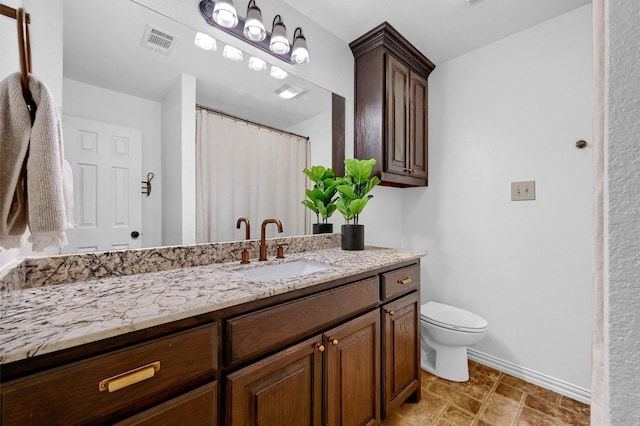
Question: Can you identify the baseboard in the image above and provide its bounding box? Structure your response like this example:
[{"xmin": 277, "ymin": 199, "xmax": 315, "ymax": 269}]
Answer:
[{"xmin": 467, "ymin": 348, "xmax": 591, "ymax": 405}]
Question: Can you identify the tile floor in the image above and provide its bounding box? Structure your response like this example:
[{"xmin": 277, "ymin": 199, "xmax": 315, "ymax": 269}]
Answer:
[{"xmin": 383, "ymin": 360, "xmax": 590, "ymax": 425}]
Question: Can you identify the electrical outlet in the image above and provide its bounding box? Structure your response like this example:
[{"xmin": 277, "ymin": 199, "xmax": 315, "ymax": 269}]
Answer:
[{"xmin": 511, "ymin": 180, "xmax": 536, "ymax": 201}]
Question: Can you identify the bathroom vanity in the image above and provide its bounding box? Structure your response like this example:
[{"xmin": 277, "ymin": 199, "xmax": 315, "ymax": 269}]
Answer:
[{"xmin": 0, "ymin": 239, "xmax": 424, "ymax": 425}]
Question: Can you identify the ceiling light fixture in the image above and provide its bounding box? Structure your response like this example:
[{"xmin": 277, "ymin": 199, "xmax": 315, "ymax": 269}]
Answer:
[
  {"xmin": 291, "ymin": 27, "xmax": 309, "ymax": 64},
  {"xmin": 243, "ymin": 0, "xmax": 266, "ymax": 42},
  {"xmin": 269, "ymin": 15, "xmax": 289, "ymax": 55},
  {"xmin": 270, "ymin": 65, "xmax": 288, "ymax": 80},
  {"xmin": 194, "ymin": 31, "xmax": 217, "ymax": 51},
  {"xmin": 248, "ymin": 56, "xmax": 267, "ymax": 71},
  {"xmin": 199, "ymin": 1, "xmax": 309, "ymax": 65},
  {"xmin": 276, "ymin": 84, "xmax": 304, "ymax": 100},
  {"xmin": 223, "ymin": 44, "xmax": 244, "ymax": 62},
  {"xmin": 212, "ymin": 0, "xmax": 238, "ymax": 28}
]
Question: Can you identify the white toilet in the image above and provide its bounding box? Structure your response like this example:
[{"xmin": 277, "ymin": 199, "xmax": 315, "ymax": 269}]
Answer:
[{"xmin": 420, "ymin": 301, "xmax": 488, "ymax": 382}]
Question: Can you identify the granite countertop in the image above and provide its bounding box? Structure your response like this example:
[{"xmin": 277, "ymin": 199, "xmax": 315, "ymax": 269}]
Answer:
[{"xmin": 0, "ymin": 246, "xmax": 424, "ymax": 365}]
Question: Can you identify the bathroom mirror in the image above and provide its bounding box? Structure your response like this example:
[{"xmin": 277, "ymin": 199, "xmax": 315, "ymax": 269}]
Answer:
[{"xmin": 62, "ymin": 0, "xmax": 334, "ymax": 251}]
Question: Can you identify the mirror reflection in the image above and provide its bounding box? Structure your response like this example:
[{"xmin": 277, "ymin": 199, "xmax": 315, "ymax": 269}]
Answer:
[{"xmin": 62, "ymin": 0, "xmax": 333, "ymax": 253}]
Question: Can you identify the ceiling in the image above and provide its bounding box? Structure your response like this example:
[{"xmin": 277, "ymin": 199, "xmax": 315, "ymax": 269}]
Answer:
[
  {"xmin": 284, "ymin": 0, "xmax": 591, "ymax": 64},
  {"xmin": 63, "ymin": 0, "xmax": 591, "ymax": 130}
]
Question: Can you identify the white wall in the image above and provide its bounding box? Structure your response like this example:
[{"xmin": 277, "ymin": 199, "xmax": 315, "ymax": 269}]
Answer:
[
  {"xmin": 606, "ymin": 1, "xmax": 640, "ymax": 423},
  {"xmin": 397, "ymin": 6, "xmax": 593, "ymax": 394},
  {"xmin": 0, "ymin": 0, "xmax": 63, "ymax": 271},
  {"xmin": 62, "ymin": 79, "xmax": 163, "ymax": 248},
  {"xmin": 161, "ymin": 73, "xmax": 196, "ymax": 246}
]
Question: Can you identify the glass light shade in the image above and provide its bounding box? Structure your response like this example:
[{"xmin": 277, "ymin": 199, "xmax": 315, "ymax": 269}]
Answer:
[
  {"xmin": 270, "ymin": 65, "xmax": 288, "ymax": 80},
  {"xmin": 223, "ymin": 44, "xmax": 244, "ymax": 62},
  {"xmin": 248, "ymin": 56, "xmax": 267, "ymax": 71},
  {"xmin": 243, "ymin": 5, "xmax": 266, "ymax": 42},
  {"xmin": 269, "ymin": 16, "xmax": 289, "ymax": 55},
  {"xmin": 194, "ymin": 32, "xmax": 217, "ymax": 51},
  {"xmin": 212, "ymin": 0, "xmax": 238, "ymax": 28},
  {"xmin": 291, "ymin": 30, "xmax": 309, "ymax": 64}
]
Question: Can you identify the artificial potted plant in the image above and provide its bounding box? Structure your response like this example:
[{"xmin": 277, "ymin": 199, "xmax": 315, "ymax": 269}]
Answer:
[
  {"xmin": 302, "ymin": 165, "xmax": 339, "ymax": 234},
  {"xmin": 336, "ymin": 158, "xmax": 381, "ymax": 250}
]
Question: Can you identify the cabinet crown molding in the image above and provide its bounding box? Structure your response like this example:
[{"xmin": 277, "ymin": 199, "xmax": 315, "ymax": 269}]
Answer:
[{"xmin": 349, "ymin": 21, "xmax": 436, "ymax": 77}]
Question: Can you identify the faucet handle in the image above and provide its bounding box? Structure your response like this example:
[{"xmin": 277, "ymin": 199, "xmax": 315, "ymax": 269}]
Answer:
[
  {"xmin": 233, "ymin": 246, "xmax": 251, "ymax": 264},
  {"xmin": 276, "ymin": 243, "xmax": 289, "ymax": 259}
]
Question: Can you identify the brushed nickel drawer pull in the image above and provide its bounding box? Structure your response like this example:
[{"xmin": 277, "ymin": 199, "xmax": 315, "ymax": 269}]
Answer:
[
  {"xmin": 99, "ymin": 361, "xmax": 161, "ymax": 393},
  {"xmin": 398, "ymin": 277, "xmax": 412, "ymax": 285}
]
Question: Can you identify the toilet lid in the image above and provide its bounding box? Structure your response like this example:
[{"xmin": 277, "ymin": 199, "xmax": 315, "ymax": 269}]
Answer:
[{"xmin": 420, "ymin": 301, "xmax": 488, "ymax": 332}]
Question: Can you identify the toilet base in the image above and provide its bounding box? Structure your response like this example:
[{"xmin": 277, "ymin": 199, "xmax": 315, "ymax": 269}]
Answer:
[{"xmin": 421, "ymin": 341, "xmax": 470, "ymax": 382}]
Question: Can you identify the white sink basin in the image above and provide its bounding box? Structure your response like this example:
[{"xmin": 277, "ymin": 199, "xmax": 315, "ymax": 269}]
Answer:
[{"xmin": 240, "ymin": 260, "xmax": 330, "ymax": 282}]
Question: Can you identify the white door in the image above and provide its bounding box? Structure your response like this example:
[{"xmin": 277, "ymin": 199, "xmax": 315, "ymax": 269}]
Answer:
[{"xmin": 63, "ymin": 116, "xmax": 142, "ymax": 253}]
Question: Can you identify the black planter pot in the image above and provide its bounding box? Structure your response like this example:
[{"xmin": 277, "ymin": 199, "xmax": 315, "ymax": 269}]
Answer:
[
  {"xmin": 312, "ymin": 223, "xmax": 334, "ymax": 234},
  {"xmin": 341, "ymin": 224, "xmax": 365, "ymax": 251}
]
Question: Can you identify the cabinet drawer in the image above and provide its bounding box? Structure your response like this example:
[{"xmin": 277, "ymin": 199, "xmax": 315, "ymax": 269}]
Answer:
[
  {"xmin": 226, "ymin": 277, "xmax": 379, "ymax": 364},
  {"xmin": 1, "ymin": 324, "xmax": 217, "ymax": 425},
  {"xmin": 381, "ymin": 264, "xmax": 420, "ymax": 300},
  {"xmin": 115, "ymin": 381, "xmax": 217, "ymax": 426}
]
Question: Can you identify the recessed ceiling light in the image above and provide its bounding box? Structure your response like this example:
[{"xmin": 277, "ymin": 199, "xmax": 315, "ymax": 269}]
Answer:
[{"xmin": 276, "ymin": 84, "xmax": 304, "ymax": 100}]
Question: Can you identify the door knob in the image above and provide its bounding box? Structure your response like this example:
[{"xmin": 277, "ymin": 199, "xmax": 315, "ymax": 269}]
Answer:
[{"xmin": 131, "ymin": 231, "xmax": 140, "ymax": 239}]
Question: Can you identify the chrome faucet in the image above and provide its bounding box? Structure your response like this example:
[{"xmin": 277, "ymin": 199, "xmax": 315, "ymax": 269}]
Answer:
[
  {"xmin": 259, "ymin": 218, "xmax": 283, "ymax": 261},
  {"xmin": 236, "ymin": 217, "xmax": 251, "ymax": 240}
]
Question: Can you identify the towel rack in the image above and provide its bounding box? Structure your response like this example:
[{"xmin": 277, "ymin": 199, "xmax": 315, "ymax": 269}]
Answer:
[{"xmin": 1, "ymin": 4, "xmax": 36, "ymax": 121}]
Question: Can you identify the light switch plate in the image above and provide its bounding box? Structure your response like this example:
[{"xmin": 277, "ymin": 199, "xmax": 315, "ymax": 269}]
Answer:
[{"xmin": 511, "ymin": 181, "xmax": 536, "ymax": 201}]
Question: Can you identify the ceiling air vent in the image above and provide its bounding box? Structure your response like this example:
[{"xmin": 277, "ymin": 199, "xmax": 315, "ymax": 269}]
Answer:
[{"xmin": 140, "ymin": 24, "xmax": 176, "ymax": 55}]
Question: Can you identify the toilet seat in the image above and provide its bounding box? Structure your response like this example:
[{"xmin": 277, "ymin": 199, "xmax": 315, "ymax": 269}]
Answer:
[{"xmin": 420, "ymin": 301, "xmax": 488, "ymax": 333}]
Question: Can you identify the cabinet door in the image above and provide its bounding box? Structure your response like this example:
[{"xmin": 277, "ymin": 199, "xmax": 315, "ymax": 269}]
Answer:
[
  {"xmin": 409, "ymin": 72, "xmax": 428, "ymax": 181},
  {"xmin": 114, "ymin": 382, "xmax": 217, "ymax": 426},
  {"xmin": 382, "ymin": 292, "xmax": 421, "ymax": 418},
  {"xmin": 324, "ymin": 310, "xmax": 380, "ymax": 426},
  {"xmin": 226, "ymin": 336, "xmax": 323, "ymax": 426},
  {"xmin": 386, "ymin": 54, "xmax": 410, "ymax": 176}
]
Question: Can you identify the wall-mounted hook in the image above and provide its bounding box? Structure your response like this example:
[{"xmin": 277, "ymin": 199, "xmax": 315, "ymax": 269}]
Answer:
[{"xmin": 141, "ymin": 172, "xmax": 155, "ymax": 196}]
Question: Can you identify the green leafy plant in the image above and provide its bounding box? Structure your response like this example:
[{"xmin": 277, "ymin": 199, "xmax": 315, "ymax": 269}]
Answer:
[
  {"xmin": 336, "ymin": 158, "xmax": 381, "ymax": 225},
  {"xmin": 301, "ymin": 165, "xmax": 339, "ymax": 224}
]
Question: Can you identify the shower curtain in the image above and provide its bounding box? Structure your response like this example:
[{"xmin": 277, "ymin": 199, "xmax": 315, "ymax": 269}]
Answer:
[{"xmin": 195, "ymin": 109, "xmax": 309, "ymax": 243}]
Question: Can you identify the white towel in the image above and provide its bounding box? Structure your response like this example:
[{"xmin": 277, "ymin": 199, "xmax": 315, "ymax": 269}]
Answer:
[{"xmin": 0, "ymin": 73, "xmax": 73, "ymax": 251}]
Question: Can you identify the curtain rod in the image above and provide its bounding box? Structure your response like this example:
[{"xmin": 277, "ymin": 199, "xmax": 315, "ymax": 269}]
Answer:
[
  {"xmin": 0, "ymin": 4, "xmax": 31, "ymax": 23},
  {"xmin": 196, "ymin": 104, "xmax": 310, "ymax": 141}
]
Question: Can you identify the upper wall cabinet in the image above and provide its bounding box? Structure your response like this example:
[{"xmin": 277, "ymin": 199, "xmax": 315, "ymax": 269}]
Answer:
[{"xmin": 350, "ymin": 22, "xmax": 435, "ymax": 187}]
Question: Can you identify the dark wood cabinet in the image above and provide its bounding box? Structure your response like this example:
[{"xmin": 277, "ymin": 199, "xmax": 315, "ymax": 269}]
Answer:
[
  {"xmin": 115, "ymin": 382, "xmax": 218, "ymax": 426},
  {"xmin": 226, "ymin": 310, "xmax": 380, "ymax": 426},
  {"xmin": 324, "ymin": 310, "xmax": 380, "ymax": 426},
  {"xmin": 226, "ymin": 336, "xmax": 323, "ymax": 426},
  {"xmin": 1, "ymin": 260, "xmax": 421, "ymax": 425},
  {"xmin": 382, "ymin": 292, "xmax": 421, "ymax": 418},
  {"xmin": 350, "ymin": 22, "xmax": 435, "ymax": 187},
  {"xmin": 1, "ymin": 324, "xmax": 218, "ymax": 425}
]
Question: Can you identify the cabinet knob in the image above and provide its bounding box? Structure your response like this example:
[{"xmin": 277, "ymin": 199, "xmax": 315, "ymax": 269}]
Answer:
[
  {"xmin": 387, "ymin": 310, "xmax": 395, "ymax": 316},
  {"xmin": 314, "ymin": 343, "xmax": 325, "ymax": 352},
  {"xmin": 329, "ymin": 338, "xmax": 339, "ymax": 346}
]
